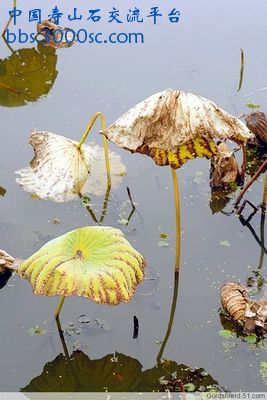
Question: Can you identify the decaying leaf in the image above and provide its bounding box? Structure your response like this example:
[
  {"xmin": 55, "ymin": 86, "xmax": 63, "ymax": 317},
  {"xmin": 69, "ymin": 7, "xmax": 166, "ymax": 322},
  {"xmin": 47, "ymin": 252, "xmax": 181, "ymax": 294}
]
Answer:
[
  {"xmin": 16, "ymin": 131, "xmax": 94, "ymax": 201},
  {"xmin": 0, "ymin": 249, "xmax": 16, "ymax": 273},
  {"xmin": 103, "ymin": 89, "xmax": 254, "ymax": 169},
  {"xmin": 220, "ymin": 282, "xmax": 267, "ymax": 333},
  {"xmin": 245, "ymin": 111, "xmax": 267, "ymax": 144},
  {"xmin": 16, "ymin": 131, "xmax": 126, "ymax": 202},
  {"xmin": 18, "ymin": 226, "xmax": 146, "ymax": 305},
  {"xmin": 37, "ymin": 20, "xmax": 76, "ymax": 49},
  {"xmin": 0, "ymin": 45, "xmax": 58, "ymax": 107},
  {"xmin": 210, "ymin": 142, "xmax": 240, "ymax": 189}
]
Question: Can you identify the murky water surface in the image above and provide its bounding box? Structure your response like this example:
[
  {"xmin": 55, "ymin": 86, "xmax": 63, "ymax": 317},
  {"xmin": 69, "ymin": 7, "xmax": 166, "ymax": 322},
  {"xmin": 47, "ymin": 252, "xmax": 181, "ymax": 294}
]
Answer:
[{"xmin": 0, "ymin": 0, "xmax": 267, "ymax": 392}]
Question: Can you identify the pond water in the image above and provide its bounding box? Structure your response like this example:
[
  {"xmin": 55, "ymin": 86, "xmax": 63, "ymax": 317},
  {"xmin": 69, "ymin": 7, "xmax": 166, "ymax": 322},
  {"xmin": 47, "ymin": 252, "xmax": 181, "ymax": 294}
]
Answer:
[{"xmin": 0, "ymin": 0, "xmax": 267, "ymax": 393}]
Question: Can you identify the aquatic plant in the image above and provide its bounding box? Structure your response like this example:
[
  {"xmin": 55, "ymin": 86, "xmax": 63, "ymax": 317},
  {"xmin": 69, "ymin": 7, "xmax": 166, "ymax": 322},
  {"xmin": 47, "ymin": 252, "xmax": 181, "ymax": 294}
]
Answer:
[
  {"xmin": 103, "ymin": 89, "xmax": 253, "ymax": 273},
  {"xmin": 17, "ymin": 226, "xmax": 146, "ymax": 318}
]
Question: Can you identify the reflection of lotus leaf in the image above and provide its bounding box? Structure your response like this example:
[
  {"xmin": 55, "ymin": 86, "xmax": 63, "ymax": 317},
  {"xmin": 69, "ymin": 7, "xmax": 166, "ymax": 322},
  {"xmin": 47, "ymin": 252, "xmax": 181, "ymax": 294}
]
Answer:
[
  {"xmin": 209, "ymin": 189, "xmax": 232, "ymax": 214},
  {"xmin": 0, "ymin": 44, "xmax": 58, "ymax": 107},
  {"xmin": 21, "ymin": 351, "xmax": 222, "ymax": 393},
  {"xmin": 138, "ymin": 359, "xmax": 221, "ymax": 392},
  {"xmin": 246, "ymin": 144, "xmax": 267, "ymax": 178},
  {"xmin": 18, "ymin": 227, "xmax": 146, "ymax": 304},
  {"xmin": 22, "ymin": 351, "xmax": 142, "ymax": 392},
  {"xmin": 16, "ymin": 131, "xmax": 126, "ymax": 202}
]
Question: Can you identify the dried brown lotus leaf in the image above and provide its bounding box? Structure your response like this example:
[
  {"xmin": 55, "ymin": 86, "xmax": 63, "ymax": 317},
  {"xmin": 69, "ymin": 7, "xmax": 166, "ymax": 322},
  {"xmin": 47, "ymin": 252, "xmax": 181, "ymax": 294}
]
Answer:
[
  {"xmin": 221, "ymin": 283, "xmax": 267, "ymax": 332},
  {"xmin": 0, "ymin": 249, "xmax": 16, "ymax": 272},
  {"xmin": 103, "ymin": 89, "xmax": 254, "ymax": 169},
  {"xmin": 245, "ymin": 111, "xmax": 267, "ymax": 144},
  {"xmin": 210, "ymin": 142, "xmax": 239, "ymax": 188},
  {"xmin": 220, "ymin": 283, "xmax": 248, "ymax": 323}
]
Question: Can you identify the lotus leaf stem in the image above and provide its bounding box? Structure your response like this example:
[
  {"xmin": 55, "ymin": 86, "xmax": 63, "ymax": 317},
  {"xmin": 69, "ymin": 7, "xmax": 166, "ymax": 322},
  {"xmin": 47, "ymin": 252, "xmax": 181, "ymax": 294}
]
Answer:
[
  {"xmin": 157, "ymin": 270, "xmax": 180, "ymax": 363},
  {"xmin": 54, "ymin": 295, "xmax": 65, "ymax": 319},
  {"xmin": 263, "ymin": 173, "xmax": 267, "ymax": 208},
  {"xmin": 171, "ymin": 168, "xmax": 181, "ymax": 272},
  {"xmin": 78, "ymin": 112, "xmax": 111, "ymax": 187},
  {"xmin": 235, "ymin": 159, "xmax": 267, "ymax": 208},
  {"xmin": 156, "ymin": 169, "xmax": 181, "ymax": 362}
]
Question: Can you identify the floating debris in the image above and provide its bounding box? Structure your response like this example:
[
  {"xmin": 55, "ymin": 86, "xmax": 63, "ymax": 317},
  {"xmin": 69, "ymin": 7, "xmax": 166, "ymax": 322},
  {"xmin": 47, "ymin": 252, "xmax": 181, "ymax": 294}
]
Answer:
[{"xmin": 37, "ymin": 20, "xmax": 76, "ymax": 49}]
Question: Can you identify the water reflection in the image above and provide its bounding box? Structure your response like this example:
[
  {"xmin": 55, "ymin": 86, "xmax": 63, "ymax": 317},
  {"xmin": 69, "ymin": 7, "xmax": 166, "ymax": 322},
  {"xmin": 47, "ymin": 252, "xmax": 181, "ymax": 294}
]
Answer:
[
  {"xmin": 0, "ymin": 42, "xmax": 58, "ymax": 107},
  {"xmin": 21, "ymin": 318, "xmax": 221, "ymax": 393}
]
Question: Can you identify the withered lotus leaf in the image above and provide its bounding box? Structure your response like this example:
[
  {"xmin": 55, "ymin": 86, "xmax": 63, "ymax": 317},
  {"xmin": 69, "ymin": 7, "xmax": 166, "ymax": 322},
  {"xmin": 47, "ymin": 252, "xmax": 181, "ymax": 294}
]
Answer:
[
  {"xmin": 221, "ymin": 282, "xmax": 267, "ymax": 333},
  {"xmin": 16, "ymin": 131, "xmax": 95, "ymax": 201},
  {"xmin": 245, "ymin": 111, "xmax": 267, "ymax": 144},
  {"xmin": 17, "ymin": 227, "xmax": 146, "ymax": 305},
  {"xmin": 0, "ymin": 249, "xmax": 16, "ymax": 272},
  {"xmin": 210, "ymin": 142, "xmax": 239, "ymax": 188},
  {"xmin": 16, "ymin": 131, "xmax": 126, "ymax": 201},
  {"xmin": 103, "ymin": 89, "xmax": 254, "ymax": 169}
]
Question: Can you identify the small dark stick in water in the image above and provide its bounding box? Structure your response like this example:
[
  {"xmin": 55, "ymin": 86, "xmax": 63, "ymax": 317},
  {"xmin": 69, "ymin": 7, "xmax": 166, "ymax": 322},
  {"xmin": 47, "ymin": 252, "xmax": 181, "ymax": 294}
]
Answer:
[{"xmin": 133, "ymin": 315, "xmax": 139, "ymax": 339}]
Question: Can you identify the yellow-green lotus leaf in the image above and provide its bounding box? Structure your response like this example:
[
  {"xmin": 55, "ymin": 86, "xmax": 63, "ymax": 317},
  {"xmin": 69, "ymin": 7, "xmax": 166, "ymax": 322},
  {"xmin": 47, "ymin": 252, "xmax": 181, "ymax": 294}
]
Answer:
[
  {"xmin": 18, "ymin": 227, "xmax": 145, "ymax": 304},
  {"xmin": 0, "ymin": 44, "xmax": 58, "ymax": 107}
]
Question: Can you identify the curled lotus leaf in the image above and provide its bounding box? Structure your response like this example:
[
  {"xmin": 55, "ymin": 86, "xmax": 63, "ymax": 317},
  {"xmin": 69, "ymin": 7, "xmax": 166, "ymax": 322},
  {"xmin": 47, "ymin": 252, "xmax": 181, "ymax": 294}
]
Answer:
[
  {"xmin": 103, "ymin": 89, "xmax": 254, "ymax": 169},
  {"xmin": 0, "ymin": 249, "xmax": 16, "ymax": 272},
  {"xmin": 16, "ymin": 131, "xmax": 126, "ymax": 201},
  {"xmin": 0, "ymin": 44, "xmax": 58, "ymax": 107},
  {"xmin": 17, "ymin": 226, "xmax": 146, "ymax": 305},
  {"xmin": 210, "ymin": 142, "xmax": 239, "ymax": 189}
]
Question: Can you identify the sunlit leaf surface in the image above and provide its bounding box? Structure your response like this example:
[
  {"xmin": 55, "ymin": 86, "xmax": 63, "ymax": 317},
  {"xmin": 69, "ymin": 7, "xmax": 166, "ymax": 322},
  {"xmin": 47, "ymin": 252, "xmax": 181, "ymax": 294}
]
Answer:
[
  {"xmin": 18, "ymin": 226, "xmax": 146, "ymax": 304},
  {"xmin": 16, "ymin": 132, "xmax": 126, "ymax": 202},
  {"xmin": 103, "ymin": 89, "xmax": 254, "ymax": 169},
  {"xmin": 0, "ymin": 44, "xmax": 58, "ymax": 107}
]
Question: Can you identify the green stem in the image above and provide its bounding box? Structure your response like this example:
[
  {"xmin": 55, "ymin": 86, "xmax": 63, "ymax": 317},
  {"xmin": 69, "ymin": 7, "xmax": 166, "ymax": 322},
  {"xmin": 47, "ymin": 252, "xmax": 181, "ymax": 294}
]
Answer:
[
  {"xmin": 54, "ymin": 296, "xmax": 65, "ymax": 319},
  {"xmin": 77, "ymin": 112, "xmax": 111, "ymax": 188}
]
